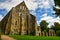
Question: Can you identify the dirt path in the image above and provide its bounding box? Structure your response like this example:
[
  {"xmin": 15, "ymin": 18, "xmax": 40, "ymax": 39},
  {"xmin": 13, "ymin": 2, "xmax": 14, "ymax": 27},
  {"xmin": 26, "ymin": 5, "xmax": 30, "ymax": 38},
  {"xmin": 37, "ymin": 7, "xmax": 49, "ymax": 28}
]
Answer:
[{"xmin": 1, "ymin": 35, "xmax": 16, "ymax": 40}]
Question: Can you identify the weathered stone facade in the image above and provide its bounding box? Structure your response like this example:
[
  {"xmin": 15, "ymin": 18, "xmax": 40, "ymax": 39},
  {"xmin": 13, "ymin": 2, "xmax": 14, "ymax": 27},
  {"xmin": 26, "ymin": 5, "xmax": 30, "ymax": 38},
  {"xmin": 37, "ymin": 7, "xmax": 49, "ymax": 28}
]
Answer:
[{"xmin": 0, "ymin": 1, "xmax": 38, "ymax": 35}]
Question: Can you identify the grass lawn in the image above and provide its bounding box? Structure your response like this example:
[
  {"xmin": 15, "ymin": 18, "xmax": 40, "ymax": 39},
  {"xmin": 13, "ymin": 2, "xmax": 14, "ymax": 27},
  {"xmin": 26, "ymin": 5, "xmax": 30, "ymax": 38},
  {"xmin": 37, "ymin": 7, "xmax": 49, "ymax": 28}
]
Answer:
[{"xmin": 9, "ymin": 35, "xmax": 60, "ymax": 40}]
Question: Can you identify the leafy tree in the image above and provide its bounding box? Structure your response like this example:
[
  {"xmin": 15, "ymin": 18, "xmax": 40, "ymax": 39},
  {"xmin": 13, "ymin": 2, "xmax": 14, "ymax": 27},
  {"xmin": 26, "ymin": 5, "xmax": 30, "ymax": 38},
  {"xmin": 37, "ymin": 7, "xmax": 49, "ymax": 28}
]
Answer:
[
  {"xmin": 53, "ymin": 0, "xmax": 60, "ymax": 16},
  {"xmin": 40, "ymin": 20, "xmax": 48, "ymax": 31},
  {"xmin": 49, "ymin": 22, "xmax": 60, "ymax": 36},
  {"xmin": 52, "ymin": 22, "xmax": 60, "ymax": 36},
  {"xmin": 56, "ymin": 30, "xmax": 60, "ymax": 36},
  {"xmin": 53, "ymin": 0, "xmax": 60, "ymax": 36},
  {"xmin": 54, "ymin": 0, "xmax": 60, "ymax": 6},
  {"xmin": 54, "ymin": 22, "xmax": 60, "ymax": 31}
]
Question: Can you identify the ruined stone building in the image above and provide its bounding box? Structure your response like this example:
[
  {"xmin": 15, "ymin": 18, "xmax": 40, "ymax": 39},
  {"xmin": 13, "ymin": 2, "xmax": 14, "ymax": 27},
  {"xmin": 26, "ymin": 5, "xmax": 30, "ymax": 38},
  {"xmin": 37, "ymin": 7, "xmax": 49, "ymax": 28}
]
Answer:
[
  {"xmin": 0, "ymin": 1, "xmax": 38, "ymax": 35},
  {"xmin": 0, "ymin": 1, "xmax": 56, "ymax": 36}
]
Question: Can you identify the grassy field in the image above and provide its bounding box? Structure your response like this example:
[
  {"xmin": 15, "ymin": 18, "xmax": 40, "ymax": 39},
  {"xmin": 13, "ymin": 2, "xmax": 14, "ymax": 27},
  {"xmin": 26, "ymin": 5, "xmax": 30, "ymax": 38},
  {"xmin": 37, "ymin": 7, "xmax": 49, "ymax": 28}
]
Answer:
[{"xmin": 9, "ymin": 35, "xmax": 60, "ymax": 40}]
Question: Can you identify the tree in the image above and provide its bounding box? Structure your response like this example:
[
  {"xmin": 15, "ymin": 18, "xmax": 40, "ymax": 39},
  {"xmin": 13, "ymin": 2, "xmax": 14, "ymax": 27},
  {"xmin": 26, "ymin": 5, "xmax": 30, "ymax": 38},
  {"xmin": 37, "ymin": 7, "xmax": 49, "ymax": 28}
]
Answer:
[
  {"xmin": 53, "ymin": 22, "xmax": 60, "ymax": 36},
  {"xmin": 54, "ymin": 22, "xmax": 60, "ymax": 31},
  {"xmin": 54, "ymin": 0, "xmax": 60, "ymax": 6},
  {"xmin": 53, "ymin": 0, "xmax": 60, "ymax": 16},
  {"xmin": 53, "ymin": 0, "xmax": 60, "ymax": 36},
  {"xmin": 56, "ymin": 30, "xmax": 60, "ymax": 36},
  {"xmin": 40, "ymin": 20, "xmax": 48, "ymax": 31}
]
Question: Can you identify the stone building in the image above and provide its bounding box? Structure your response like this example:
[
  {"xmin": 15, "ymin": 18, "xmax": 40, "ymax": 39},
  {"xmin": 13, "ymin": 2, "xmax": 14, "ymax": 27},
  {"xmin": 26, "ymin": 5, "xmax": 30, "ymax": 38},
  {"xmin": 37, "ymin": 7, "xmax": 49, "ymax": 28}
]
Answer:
[
  {"xmin": 0, "ymin": 1, "xmax": 38, "ymax": 35},
  {"xmin": 48, "ymin": 29, "xmax": 56, "ymax": 36},
  {"xmin": 0, "ymin": 1, "xmax": 56, "ymax": 36},
  {"xmin": 35, "ymin": 26, "xmax": 41, "ymax": 36}
]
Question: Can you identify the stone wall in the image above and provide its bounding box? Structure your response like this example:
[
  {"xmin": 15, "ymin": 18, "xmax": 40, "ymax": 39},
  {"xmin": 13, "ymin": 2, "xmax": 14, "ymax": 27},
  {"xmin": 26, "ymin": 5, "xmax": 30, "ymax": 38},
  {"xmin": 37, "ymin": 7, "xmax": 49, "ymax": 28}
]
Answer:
[
  {"xmin": 36, "ymin": 29, "xmax": 56, "ymax": 36},
  {"xmin": 48, "ymin": 29, "xmax": 56, "ymax": 36}
]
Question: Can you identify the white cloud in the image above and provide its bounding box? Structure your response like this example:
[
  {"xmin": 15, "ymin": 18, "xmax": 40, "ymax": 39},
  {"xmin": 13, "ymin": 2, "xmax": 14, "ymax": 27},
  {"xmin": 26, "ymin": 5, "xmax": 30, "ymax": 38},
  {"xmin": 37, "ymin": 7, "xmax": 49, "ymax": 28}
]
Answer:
[
  {"xmin": 42, "ymin": 0, "xmax": 50, "ymax": 9},
  {"xmin": 48, "ymin": 17, "xmax": 60, "ymax": 28},
  {"xmin": 0, "ymin": 0, "xmax": 11, "ymax": 3},
  {"xmin": 40, "ymin": 13, "xmax": 47, "ymax": 17},
  {"xmin": 40, "ymin": 16, "xmax": 53, "ymax": 22},
  {"xmin": 0, "ymin": 3, "xmax": 12, "ymax": 10},
  {"xmin": 0, "ymin": 0, "xmax": 23, "ymax": 10},
  {"xmin": 39, "ymin": 5, "xmax": 44, "ymax": 8},
  {"xmin": 0, "ymin": 15, "xmax": 3, "ymax": 21},
  {"xmin": 55, "ymin": 6, "xmax": 60, "ymax": 9},
  {"xmin": 40, "ymin": 14, "xmax": 60, "ymax": 28},
  {"xmin": 25, "ymin": 0, "xmax": 38, "ymax": 10},
  {"xmin": 31, "ymin": 12, "xmax": 36, "ymax": 15}
]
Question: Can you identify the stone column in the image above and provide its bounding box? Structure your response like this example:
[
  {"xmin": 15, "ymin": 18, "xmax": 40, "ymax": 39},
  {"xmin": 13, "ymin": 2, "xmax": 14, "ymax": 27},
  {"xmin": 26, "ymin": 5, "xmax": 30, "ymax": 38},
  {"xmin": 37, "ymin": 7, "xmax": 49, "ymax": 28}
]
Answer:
[
  {"xmin": 46, "ymin": 32, "xmax": 48, "ymax": 36},
  {"xmin": 35, "ymin": 31, "xmax": 39, "ymax": 36},
  {"xmin": 42, "ymin": 32, "xmax": 45, "ymax": 36},
  {"xmin": 51, "ymin": 33, "xmax": 54, "ymax": 36},
  {"xmin": 39, "ymin": 31, "xmax": 41, "ymax": 36},
  {"xmin": 49, "ymin": 31, "xmax": 51, "ymax": 36},
  {"xmin": 54, "ymin": 33, "xmax": 56, "ymax": 36}
]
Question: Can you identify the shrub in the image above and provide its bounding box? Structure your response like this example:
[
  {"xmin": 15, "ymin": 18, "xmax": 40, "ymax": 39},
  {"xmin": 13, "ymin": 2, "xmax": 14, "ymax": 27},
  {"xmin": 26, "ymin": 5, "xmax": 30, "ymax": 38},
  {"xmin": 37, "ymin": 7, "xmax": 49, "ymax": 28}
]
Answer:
[{"xmin": 56, "ymin": 30, "xmax": 60, "ymax": 36}]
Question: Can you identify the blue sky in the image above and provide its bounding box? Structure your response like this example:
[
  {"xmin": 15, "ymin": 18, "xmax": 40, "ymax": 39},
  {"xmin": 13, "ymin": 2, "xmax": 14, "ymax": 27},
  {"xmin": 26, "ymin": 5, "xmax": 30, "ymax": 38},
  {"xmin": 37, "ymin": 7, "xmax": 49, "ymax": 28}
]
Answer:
[{"xmin": 0, "ymin": 0, "xmax": 60, "ymax": 28}]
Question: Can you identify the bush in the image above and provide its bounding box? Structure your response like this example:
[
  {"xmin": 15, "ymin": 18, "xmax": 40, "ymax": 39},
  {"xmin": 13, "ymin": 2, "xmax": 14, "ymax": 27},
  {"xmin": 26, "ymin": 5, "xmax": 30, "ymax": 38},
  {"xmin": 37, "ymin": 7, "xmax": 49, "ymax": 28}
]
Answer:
[{"xmin": 56, "ymin": 30, "xmax": 60, "ymax": 36}]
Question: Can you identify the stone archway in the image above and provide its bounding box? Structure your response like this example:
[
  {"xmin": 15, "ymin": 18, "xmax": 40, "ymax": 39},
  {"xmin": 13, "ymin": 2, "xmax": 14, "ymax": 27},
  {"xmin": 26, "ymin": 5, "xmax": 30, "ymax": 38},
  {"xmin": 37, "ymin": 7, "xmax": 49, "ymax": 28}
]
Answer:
[{"xmin": 39, "ymin": 33, "xmax": 40, "ymax": 36}]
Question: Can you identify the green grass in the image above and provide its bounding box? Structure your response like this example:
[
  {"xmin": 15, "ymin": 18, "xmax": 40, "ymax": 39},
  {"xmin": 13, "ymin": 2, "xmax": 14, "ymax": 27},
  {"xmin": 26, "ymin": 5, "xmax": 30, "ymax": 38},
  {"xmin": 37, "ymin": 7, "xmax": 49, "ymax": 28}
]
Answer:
[{"xmin": 9, "ymin": 35, "xmax": 60, "ymax": 40}]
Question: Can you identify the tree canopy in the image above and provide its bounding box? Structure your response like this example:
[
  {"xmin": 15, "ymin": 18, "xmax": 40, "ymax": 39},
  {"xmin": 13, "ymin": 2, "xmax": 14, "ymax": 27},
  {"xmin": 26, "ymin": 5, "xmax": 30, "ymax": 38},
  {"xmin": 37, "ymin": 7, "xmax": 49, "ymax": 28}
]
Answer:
[
  {"xmin": 53, "ymin": 0, "xmax": 60, "ymax": 16},
  {"xmin": 54, "ymin": 22, "xmax": 60, "ymax": 31},
  {"xmin": 40, "ymin": 20, "xmax": 48, "ymax": 31}
]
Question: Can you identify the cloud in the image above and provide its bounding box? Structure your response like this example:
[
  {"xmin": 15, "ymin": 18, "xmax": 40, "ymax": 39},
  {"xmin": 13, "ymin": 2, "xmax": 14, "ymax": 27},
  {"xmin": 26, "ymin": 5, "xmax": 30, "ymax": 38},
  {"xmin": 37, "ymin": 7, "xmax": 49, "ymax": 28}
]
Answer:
[
  {"xmin": 48, "ymin": 17, "xmax": 60, "ymax": 28},
  {"xmin": 42, "ymin": 0, "xmax": 50, "ymax": 9},
  {"xmin": 0, "ymin": 3, "xmax": 13, "ymax": 10},
  {"xmin": 40, "ymin": 13, "xmax": 47, "ymax": 17},
  {"xmin": 0, "ymin": 0, "xmax": 23, "ymax": 10},
  {"xmin": 49, "ymin": 0, "xmax": 55, "ymax": 6},
  {"xmin": 0, "ymin": 8, "xmax": 7, "ymax": 16},
  {"xmin": 0, "ymin": 15, "xmax": 3, "ymax": 21},
  {"xmin": 40, "ymin": 13, "xmax": 60, "ymax": 28},
  {"xmin": 55, "ymin": 6, "xmax": 60, "ymax": 9},
  {"xmin": 25, "ymin": 0, "xmax": 38, "ymax": 10},
  {"xmin": 0, "ymin": 0, "xmax": 12, "ymax": 3}
]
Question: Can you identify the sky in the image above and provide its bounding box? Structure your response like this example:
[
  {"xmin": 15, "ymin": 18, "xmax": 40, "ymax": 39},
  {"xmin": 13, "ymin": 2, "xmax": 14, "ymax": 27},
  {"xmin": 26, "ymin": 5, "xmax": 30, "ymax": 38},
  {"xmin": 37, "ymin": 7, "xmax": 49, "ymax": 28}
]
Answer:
[{"xmin": 0, "ymin": 0, "xmax": 60, "ymax": 28}]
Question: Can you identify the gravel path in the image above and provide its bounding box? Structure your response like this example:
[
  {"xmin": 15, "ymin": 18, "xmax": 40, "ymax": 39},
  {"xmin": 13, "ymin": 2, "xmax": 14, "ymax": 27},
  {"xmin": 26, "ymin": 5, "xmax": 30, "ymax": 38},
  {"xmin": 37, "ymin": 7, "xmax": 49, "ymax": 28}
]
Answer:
[{"xmin": 1, "ymin": 35, "xmax": 16, "ymax": 40}]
